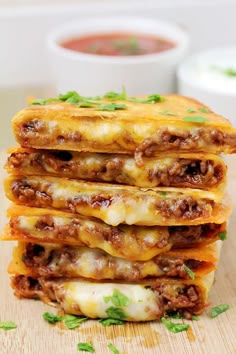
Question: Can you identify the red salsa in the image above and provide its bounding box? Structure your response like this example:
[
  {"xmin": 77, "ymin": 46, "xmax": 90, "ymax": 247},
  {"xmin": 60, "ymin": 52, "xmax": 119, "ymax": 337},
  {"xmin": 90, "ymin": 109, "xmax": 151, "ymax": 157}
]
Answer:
[{"xmin": 60, "ymin": 32, "xmax": 176, "ymax": 56}]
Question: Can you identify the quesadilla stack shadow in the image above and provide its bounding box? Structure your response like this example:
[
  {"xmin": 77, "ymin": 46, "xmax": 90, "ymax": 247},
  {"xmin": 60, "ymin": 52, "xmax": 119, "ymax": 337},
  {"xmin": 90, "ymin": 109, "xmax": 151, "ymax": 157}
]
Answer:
[{"xmin": 2, "ymin": 92, "xmax": 235, "ymax": 321}]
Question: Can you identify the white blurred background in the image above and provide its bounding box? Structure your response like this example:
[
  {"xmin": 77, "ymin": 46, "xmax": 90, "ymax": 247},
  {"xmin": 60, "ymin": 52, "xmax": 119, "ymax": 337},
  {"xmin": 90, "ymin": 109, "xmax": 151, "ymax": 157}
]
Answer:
[{"xmin": 1, "ymin": 0, "xmax": 236, "ymax": 147}]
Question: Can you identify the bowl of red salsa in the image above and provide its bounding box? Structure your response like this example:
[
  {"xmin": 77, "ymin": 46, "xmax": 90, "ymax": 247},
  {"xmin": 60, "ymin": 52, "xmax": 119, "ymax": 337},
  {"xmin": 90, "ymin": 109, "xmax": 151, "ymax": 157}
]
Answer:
[
  {"xmin": 60, "ymin": 32, "xmax": 176, "ymax": 57},
  {"xmin": 47, "ymin": 17, "xmax": 189, "ymax": 95}
]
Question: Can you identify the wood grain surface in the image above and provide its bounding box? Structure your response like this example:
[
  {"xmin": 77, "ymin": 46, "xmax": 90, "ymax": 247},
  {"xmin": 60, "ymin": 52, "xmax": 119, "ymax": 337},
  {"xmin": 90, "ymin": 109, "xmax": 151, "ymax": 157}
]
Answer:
[{"xmin": 0, "ymin": 152, "xmax": 235, "ymax": 354}]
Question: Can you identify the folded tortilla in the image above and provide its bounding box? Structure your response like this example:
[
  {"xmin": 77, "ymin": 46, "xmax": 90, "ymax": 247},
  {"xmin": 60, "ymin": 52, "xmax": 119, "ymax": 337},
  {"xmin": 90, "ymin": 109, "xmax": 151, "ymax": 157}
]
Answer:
[
  {"xmin": 11, "ymin": 272, "xmax": 215, "ymax": 321},
  {"xmin": 8, "ymin": 241, "xmax": 217, "ymax": 281},
  {"xmin": 3, "ymin": 205, "xmax": 226, "ymax": 260},
  {"xmin": 5, "ymin": 175, "xmax": 231, "ymax": 226},
  {"xmin": 6, "ymin": 147, "xmax": 227, "ymax": 191},
  {"xmin": 11, "ymin": 95, "xmax": 236, "ymax": 160}
]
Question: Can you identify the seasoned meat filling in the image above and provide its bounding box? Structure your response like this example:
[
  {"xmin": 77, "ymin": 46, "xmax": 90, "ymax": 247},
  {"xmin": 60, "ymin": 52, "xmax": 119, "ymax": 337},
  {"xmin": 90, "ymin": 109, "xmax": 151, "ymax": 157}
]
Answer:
[
  {"xmin": 7, "ymin": 150, "xmax": 225, "ymax": 190},
  {"xmin": 20, "ymin": 243, "xmax": 207, "ymax": 281},
  {"xmin": 9, "ymin": 177, "xmax": 215, "ymax": 225},
  {"xmin": 9, "ymin": 215, "xmax": 223, "ymax": 255}
]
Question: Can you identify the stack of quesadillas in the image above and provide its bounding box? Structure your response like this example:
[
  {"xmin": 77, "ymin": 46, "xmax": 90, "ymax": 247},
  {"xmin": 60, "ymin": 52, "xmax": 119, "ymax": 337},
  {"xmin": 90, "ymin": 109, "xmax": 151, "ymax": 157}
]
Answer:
[{"xmin": 2, "ymin": 92, "xmax": 235, "ymax": 321}]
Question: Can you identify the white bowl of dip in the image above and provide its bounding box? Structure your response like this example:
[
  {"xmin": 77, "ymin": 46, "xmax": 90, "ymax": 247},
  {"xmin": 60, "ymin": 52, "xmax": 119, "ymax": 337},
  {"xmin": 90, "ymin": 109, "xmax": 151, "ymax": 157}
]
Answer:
[
  {"xmin": 177, "ymin": 47, "xmax": 236, "ymax": 123},
  {"xmin": 47, "ymin": 16, "xmax": 189, "ymax": 95}
]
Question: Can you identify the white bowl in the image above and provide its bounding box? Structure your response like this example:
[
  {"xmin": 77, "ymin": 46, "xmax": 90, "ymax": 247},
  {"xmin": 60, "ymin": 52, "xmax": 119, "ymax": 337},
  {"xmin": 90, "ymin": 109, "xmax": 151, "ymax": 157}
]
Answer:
[
  {"xmin": 177, "ymin": 47, "xmax": 236, "ymax": 123},
  {"xmin": 47, "ymin": 16, "xmax": 189, "ymax": 96}
]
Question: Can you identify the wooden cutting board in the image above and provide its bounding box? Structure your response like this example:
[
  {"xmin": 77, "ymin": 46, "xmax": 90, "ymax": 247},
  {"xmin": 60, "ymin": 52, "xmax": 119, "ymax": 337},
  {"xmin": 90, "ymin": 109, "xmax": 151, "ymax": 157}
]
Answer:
[{"xmin": 0, "ymin": 151, "xmax": 235, "ymax": 354}]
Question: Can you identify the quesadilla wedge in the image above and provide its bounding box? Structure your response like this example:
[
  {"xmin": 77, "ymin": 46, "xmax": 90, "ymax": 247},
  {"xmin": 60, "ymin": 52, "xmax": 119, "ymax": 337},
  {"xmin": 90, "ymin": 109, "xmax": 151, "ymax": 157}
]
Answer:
[
  {"xmin": 6, "ymin": 147, "xmax": 227, "ymax": 191},
  {"xmin": 11, "ymin": 272, "xmax": 215, "ymax": 321},
  {"xmin": 8, "ymin": 242, "xmax": 217, "ymax": 281},
  {"xmin": 3, "ymin": 206, "xmax": 226, "ymax": 261},
  {"xmin": 5, "ymin": 175, "xmax": 231, "ymax": 226},
  {"xmin": 11, "ymin": 94, "xmax": 236, "ymax": 163}
]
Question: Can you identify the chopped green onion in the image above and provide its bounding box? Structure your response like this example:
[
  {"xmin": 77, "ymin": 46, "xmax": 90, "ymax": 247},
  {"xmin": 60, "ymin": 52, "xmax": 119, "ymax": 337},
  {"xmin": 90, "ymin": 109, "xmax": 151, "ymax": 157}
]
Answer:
[
  {"xmin": 210, "ymin": 304, "xmax": 230, "ymax": 318},
  {"xmin": 161, "ymin": 317, "xmax": 189, "ymax": 333},
  {"xmin": 183, "ymin": 116, "xmax": 208, "ymax": 123},
  {"xmin": 183, "ymin": 264, "xmax": 195, "ymax": 280},
  {"xmin": 77, "ymin": 342, "xmax": 95, "ymax": 352},
  {"xmin": 0, "ymin": 321, "xmax": 17, "ymax": 331}
]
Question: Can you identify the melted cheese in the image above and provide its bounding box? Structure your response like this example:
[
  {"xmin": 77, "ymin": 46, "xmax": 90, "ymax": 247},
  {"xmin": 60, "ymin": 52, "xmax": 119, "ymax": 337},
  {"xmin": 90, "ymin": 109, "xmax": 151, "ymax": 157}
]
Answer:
[
  {"xmin": 55, "ymin": 281, "xmax": 162, "ymax": 321},
  {"xmin": 47, "ymin": 273, "xmax": 214, "ymax": 320},
  {"xmin": 6, "ymin": 148, "xmax": 226, "ymax": 191},
  {"xmin": 9, "ymin": 242, "xmax": 216, "ymax": 280},
  {"xmin": 4, "ymin": 205, "xmax": 226, "ymax": 260},
  {"xmin": 5, "ymin": 176, "xmax": 230, "ymax": 226}
]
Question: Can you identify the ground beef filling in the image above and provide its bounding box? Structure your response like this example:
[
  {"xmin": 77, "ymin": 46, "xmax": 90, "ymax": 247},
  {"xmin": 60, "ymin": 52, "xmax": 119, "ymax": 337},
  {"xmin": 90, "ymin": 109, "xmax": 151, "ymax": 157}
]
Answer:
[
  {"xmin": 10, "ymin": 215, "xmax": 221, "ymax": 250},
  {"xmin": 11, "ymin": 275, "xmax": 203, "ymax": 319},
  {"xmin": 155, "ymin": 197, "xmax": 214, "ymax": 220},
  {"xmin": 11, "ymin": 180, "xmax": 52, "ymax": 207},
  {"xmin": 18, "ymin": 120, "xmax": 236, "ymax": 156},
  {"xmin": 134, "ymin": 127, "xmax": 236, "ymax": 163},
  {"xmin": 10, "ymin": 179, "xmax": 214, "ymax": 220},
  {"xmin": 153, "ymin": 282, "xmax": 203, "ymax": 317},
  {"xmin": 8, "ymin": 151, "xmax": 223, "ymax": 189},
  {"xmin": 21, "ymin": 243, "xmax": 204, "ymax": 280},
  {"xmin": 147, "ymin": 159, "xmax": 223, "ymax": 188},
  {"xmin": 169, "ymin": 223, "xmax": 222, "ymax": 248}
]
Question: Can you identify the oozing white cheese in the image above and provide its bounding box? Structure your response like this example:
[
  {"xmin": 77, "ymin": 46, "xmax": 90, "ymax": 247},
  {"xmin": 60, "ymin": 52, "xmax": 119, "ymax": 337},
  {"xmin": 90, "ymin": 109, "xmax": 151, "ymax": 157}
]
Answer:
[{"xmin": 55, "ymin": 281, "xmax": 161, "ymax": 321}]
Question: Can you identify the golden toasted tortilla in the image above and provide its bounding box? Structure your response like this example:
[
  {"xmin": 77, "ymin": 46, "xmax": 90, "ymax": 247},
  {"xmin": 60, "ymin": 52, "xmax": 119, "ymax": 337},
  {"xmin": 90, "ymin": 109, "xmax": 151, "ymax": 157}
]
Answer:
[
  {"xmin": 6, "ymin": 147, "xmax": 227, "ymax": 191},
  {"xmin": 11, "ymin": 272, "xmax": 215, "ymax": 320},
  {"xmin": 8, "ymin": 241, "xmax": 217, "ymax": 280},
  {"xmin": 11, "ymin": 95, "xmax": 236, "ymax": 161},
  {"xmin": 4, "ymin": 175, "xmax": 231, "ymax": 226},
  {"xmin": 3, "ymin": 206, "xmax": 226, "ymax": 260}
]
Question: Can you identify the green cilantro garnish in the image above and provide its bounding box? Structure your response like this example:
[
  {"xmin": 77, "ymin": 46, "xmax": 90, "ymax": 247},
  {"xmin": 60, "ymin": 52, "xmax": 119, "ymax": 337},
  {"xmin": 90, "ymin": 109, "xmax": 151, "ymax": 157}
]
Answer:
[
  {"xmin": 104, "ymin": 289, "xmax": 130, "ymax": 307},
  {"xmin": 112, "ymin": 37, "xmax": 141, "ymax": 55},
  {"xmin": 43, "ymin": 312, "xmax": 88, "ymax": 329},
  {"xmin": 161, "ymin": 317, "xmax": 189, "ymax": 333},
  {"xmin": 212, "ymin": 66, "xmax": 236, "ymax": 77},
  {"xmin": 30, "ymin": 98, "xmax": 49, "ymax": 106},
  {"xmin": 218, "ymin": 231, "xmax": 227, "ymax": 241},
  {"xmin": 210, "ymin": 304, "xmax": 230, "ymax": 318},
  {"xmin": 29, "ymin": 90, "xmax": 164, "ymax": 111},
  {"xmin": 99, "ymin": 318, "xmax": 125, "ymax": 327},
  {"xmin": 64, "ymin": 314, "xmax": 88, "ymax": 329},
  {"xmin": 30, "ymin": 91, "xmax": 100, "ymax": 107},
  {"xmin": 97, "ymin": 103, "xmax": 127, "ymax": 111},
  {"xmin": 128, "ymin": 36, "xmax": 141, "ymax": 55},
  {"xmin": 183, "ymin": 264, "xmax": 195, "ymax": 280},
  {"xmin": 199, "ymin": 107, "xmax": 208, "ymax": 113},
  {"xmin": 159, "ymin": 110, "xmax": 175, "ymax": 115},
  {"xmin": 223, "ymin": 68, "xmax": 236, "ymax": 76},
  {"xmin": 77, "ymin": 103, "xmax": 94, "ymax": 108},
  {"xmin": 128, "ymin": 94, "xmax": 163, "ymax": 104},
  {"xmin": 106, "ymin": 307, "xmax": 128, "ymax": 320},
  {"xmin": 191, "ymin": 315, "xmax": 199, "ymax": 321},
  {"xmin": 0, "ymin": 321, "xmax": 17, "ymax": 331},
  {"xmin": 108, "ymin": 343, "xmax": 120, "ymax": 354},
  {"xmin": 59, "ymin": 91, "xmax": 100, "ymax": 105},
  {"xmin": 187, "ymin": 107, "xmax": 208, "ymax": 114},
  {"xmin": 187, "ymin": 108, "xmax": 197, "ymax": 113},
  {"xmin": 43, "ymin": 312, "xmax": 63, "ymax": 324},
  {"xmin": 183, "ymin": 116, "xmax": 208, "ymax": 123},
  {"xmin": 160, "ymin": 191, "xmax": 167, "ymax": 197},
  {"xmin": 58, "ymin": 91, "xmax": 79, "ymax": 101},
  {"xmin": 103, "ymin": 87, "xmax": 127, "ymax": 100},
  {"xmin": 77, "ymin": 342, "xmax": 95, "ymax": 352},
  {"xmin": 64, "ymin": 94, "xmax": 81, "ymax": 104}
]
